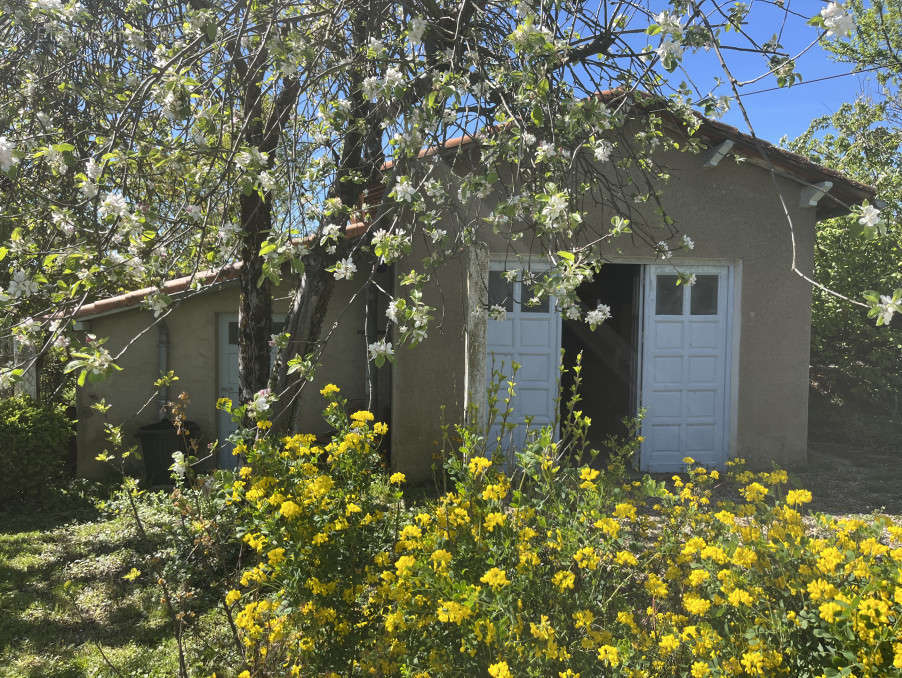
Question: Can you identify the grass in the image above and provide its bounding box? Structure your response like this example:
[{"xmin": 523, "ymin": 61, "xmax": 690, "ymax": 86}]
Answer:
[{"xmin": 0, "ymin": 485, "xmax": 234, "ymax": 678}]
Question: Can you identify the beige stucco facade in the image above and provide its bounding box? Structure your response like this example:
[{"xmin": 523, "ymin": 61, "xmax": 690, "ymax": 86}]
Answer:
[
  {"xmin": 76, "ymin": 278, "xmax": 374, "ymax": 479},
  {"xmin": 77, "ymin": 141, "xmax": 825, "ymax": 484}
]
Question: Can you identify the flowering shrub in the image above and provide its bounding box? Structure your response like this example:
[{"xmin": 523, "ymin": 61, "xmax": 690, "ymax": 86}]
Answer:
[{"xmin": 227, "ymin": 387, "xmax": 902, "ymax": 677}]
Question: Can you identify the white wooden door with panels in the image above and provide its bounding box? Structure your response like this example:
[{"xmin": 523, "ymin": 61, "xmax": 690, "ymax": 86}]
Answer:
[
  {"xmin": 485, "ymin": 263, "xmax": 561, "ymax": 465},
  {"xmin": 640, "ymin": 265, "xmax": 731, "ymax": 472}
]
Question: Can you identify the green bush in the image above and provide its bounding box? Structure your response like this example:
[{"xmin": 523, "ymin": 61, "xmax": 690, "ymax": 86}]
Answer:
[{"xmin": 0, "ymin": 395, "xmax": 73, "ymax": 505}]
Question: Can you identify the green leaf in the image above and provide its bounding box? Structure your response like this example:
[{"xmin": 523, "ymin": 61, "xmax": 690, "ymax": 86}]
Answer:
[{"xmin": 557, "ymin": 251, "xmax": 575, "ymax": 262}]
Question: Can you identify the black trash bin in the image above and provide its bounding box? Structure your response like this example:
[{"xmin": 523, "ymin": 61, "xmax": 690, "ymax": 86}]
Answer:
[{"xmin": 136, "ymin": 419, "xmax": 199, "ymax": 486}]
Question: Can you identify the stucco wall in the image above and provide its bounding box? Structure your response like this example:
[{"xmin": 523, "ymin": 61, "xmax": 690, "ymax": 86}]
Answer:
[
  {"xmin": 76, "ymin": 277, "xmax": 373, "ymax": 479},
  {"xmin": 77, "ymin": 144, "xmax": 820, "ymax": 481},
  {"xmin": 388, "ymin": 146, "xmax": 818, "ymax": 479}
]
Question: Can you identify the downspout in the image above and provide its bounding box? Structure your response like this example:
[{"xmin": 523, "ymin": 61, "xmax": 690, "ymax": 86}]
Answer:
[{"xmin": 158, "ymin": 321, "xmax": 169, "ymax": 419}]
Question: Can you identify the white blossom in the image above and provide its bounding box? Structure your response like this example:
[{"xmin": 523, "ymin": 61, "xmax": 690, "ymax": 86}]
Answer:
[
  {"xmin": 170, "ymin": 451, "xmax": 187, "ymax": 479},
  {"xmin": 144, "ymin": 291, "xmax": 170, "ymax": 317},
  {"xmin": 393, "ymin": 177, "xmax": 416, "ymax": 203},
  {"xmin": 0, "ymin": 137, "xmax": 18, "ymax": 172},
  {"xmin": 386, "ymin": 299, "xmax": 401, "ymax": 323},
  {"xmin": 384, "ymin": 67, "xmax": 404, "ymax": 90},
  {"xmin": 85, "ymin": 157, "xmax": 102, "ymax": 180},
  {"xmin": 593, "ymin": 140, "xmax": 613, "ymax": 162},
  {"xmin": 488, "ymin": 304, "xmax": 507, "ymax": 322},
  {"xmin": 52, "ymin": 210, "xmax": 75, "ymax": 235},
  {"xmin": 362, "ymin": 76, "xmax": 381, "ymax": 99},
  {"xmin": 878, "ymin": 294, "xmax": 901, "ymax": 325},
  {"xmin": 681, "ymin": 234, "xmax": 695, "ymax": 250},
  {"xmin": 428, "ymin": 228, "xmax": 446, "ymax": 243},
  {"xmin": 258, "ymin": 170, "xmax": 277, "ymax": 192},
  {"xmin": 858, "ymin": 203, "xmax": 881, "ymax": 229},
  {"xmin": 367, "ymin": 37, "xmax": 385, "ymax": 56},
  {"xmin": 536, "ymin": 141, "xmax": 556, "ymax": 161},
  {"xmin": 654, "ymin": 10, "xmax": 684, "ymax": 35},
  {"xmin": 656, "ymin": 240, "xmax": 672, "ymax": 259},
  {"xmin": 586, "ymin": 303, "xmax": 612, "ymax": 328},
  {"xmin": 8, "ymin": 270, "xmax": 38, "ymax": 298},
  {"xmin": 408, "ymin": 16, "xmax": 427, "ymax": 45},
  {"xmin": 185, "ymin": 205, "xmax": 203, "ymax": 222},
  {"xmin": 99, "ymin": 192, "xmax": 129, "ymax": 220},
  {"xmin": 367, "ymin": 338, "xmax": 394, "ymax": 362},
  {"xmin": 656, "ymin": 37, "xmax": 684, "ymax": 61},
  {"xmin": 332, "ymin": 256, "xmax": 357, "ymax": 280},
  {"xmin": 522, "ymin": 132, "xmax": 536, "ymax": 146},
  {"xmin": 81, "ymin": 180, "xmax": 98, "ymax": 199},
  {"xmin": 820, "ymin": 2, "xmax": 855, "ymax": 37},
  {"xmin": 247, "ymin": 388, "xmax": 272, "ymax": 418},
  {"xmin": 542, "ymin": 192, "xmax": 569, "ymax": 223}
]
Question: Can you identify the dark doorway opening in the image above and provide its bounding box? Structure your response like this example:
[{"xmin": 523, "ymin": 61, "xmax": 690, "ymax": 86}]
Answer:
[{"xmin": 561, "ymin": 263, "xmax": 641, "ymax": 453}]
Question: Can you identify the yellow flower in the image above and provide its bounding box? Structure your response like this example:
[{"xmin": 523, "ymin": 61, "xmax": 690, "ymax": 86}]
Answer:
[
  {"xmin": 552, "ymin": 570, "xmax": 576, "ymax": 591},
  {"xmin": 468, "ymin": 456, "xmax": 492, "ymax": 475},
  {"xmin": 614, "ymin": 550, "xmax": 638, "ymax": 567},
  {"xmin": 225, "ymin": 589, "xmax": 241, "ymax": 606},
  {"xmin": 320, "ymin": 383, "xmax": 340, "ymax": 397},
  {"xmin": 484, "ymin": 512, "xmax": 506, "ymax": 532},
  {"xmin": 238, "ymin": 672, "xmax": 251, "ymax": 678},
  {"xmin": 683, "ymin": 595, "xmax": 711, "ymax": 616},
  {"xmin": 437, "ymin": 599, "xmax": 472, "ymax": 624},
  {"xmin": 256, "ymin": 419, "xmax": 272, "ymax": 430},
  {"xmin": 740, "ymin": 482, "xmax": 768, "ymax": 502},
  {"xmin": 350, "ymin": 410, "xmax": 374, "ymax": 422},
  {"xmin": 481, "ymin": 567, "xmax": 510, "ymax": 589},
  {"xmin": 688, "ymin": 569, "xmax": 710, "ymax": 587},
  {"xmin": 741, "ymin": 650, "xmax": 765, "ymax": 675},
  {"xmin": 216, "ymin": 397, "xmax": 232, "ymax": 411},
  {"xmin": 690, "ymin": 661, "xmax": 710, "ymax": 677},
  {"xmin": 430, "ymin": 549, "xmax": 452, "ymax": 572},
  {"xmin": 267, "ymin": 547, "xmax": 286, "ymax": 566},
  {"xmin": 785, "ymin": 489, "xmax": 812, "ymax": 506},
  {"xmin": 816, "ymin": 547, "xmax": 844, "ymax": 575},
  {"xmin": 658, "ymin": 634, "xmax": 679, "ymax": 653},
  {"xmin": 727, "ymin": 588, "xmax": 753, "ymax": 607},
  {"xmin": 597, "ymin": 645, "xmax": 620, "ymax": 665},
  {"xmin": 613, "ymin": 502, "xmax": 637, "ymax": 520},
  {"xmin": 389, "ymin": 472, "xmax": 406, "ymax": 485},
  {"xmin": 488, "ymin": 661, "xmax": 512, "ymax": 678},
  {"xmin": 395, "ymin": 555, "xmax": 416, "ymax": 577},
  {"xmin": 279, "ymin": 500, "xmax": 301, "ymax": 519},
  {"xmin": 373, "ymin": 421, "xmax": 388, "ymax": 435}
]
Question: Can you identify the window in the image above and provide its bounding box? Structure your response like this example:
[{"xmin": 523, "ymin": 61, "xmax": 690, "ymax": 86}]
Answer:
[
  {"xmin": 655, "ymin": 275, "xmax": 683, "ymax": 315},
  {"xmin": 690, "ymin": 275, "xmax": 718, "ymax": 315},
  {"xmin": 488, "ymin": 270, "xmax": 514, "ymax": 311}
]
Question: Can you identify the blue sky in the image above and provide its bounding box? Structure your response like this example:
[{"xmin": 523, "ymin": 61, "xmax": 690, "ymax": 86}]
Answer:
[{"xmin": 659, "ymin": 0, "xmax": 882, "ymax": 144}]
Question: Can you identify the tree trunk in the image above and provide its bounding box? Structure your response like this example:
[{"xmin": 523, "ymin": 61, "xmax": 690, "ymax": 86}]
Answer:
[
  {"xmin": 269, "ymin": 248, "xmax": 335, "ymax": 428},
  {"xmin": 237, "ymin": 190, "xmax": 272, "ymax": 404}
]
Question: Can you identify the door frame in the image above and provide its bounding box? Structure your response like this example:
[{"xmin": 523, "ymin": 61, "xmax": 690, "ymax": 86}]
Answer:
[{"xmin": 636, "ymin": 261, "xmax": 740, "ymax": 470}]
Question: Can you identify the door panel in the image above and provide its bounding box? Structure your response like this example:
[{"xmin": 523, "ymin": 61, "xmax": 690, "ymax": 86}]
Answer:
[
  {"xmin": 641, "ymin": 265, "xmax": 730, "ymax": 471},
  {"xmin": 486, "ymin": 264, "xmax": 560, "ymax": 466}
]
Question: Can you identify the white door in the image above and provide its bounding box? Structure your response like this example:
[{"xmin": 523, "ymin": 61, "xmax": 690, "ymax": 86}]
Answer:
[
  {"xmin": 485, "ymin": 264, "xmax": 561, "ymax": 465},
  {"xmin": 640, "ymin": 265, "xmax": 731, "ymax": 471},
  {"xmin": 217, "ymin": 314, "xmax": 241, "ymax": 469}
]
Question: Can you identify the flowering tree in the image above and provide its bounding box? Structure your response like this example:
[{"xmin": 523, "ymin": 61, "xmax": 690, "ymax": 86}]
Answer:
[
  {"xmin": 789, "ymin": 0, "xmax": 902, "ymax": 406},
  {"xmin": 0, "ymin": 0, "xmax": 887, "ymax": 422}
]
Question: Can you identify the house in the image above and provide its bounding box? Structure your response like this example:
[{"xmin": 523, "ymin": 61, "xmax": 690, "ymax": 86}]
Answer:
[{"xmin": 72, "ymin": 112, "xmax": 875, "ymax": 482}]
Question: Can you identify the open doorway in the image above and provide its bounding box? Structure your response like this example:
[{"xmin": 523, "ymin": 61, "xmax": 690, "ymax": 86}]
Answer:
[{"xmin": 560, "ymin": 263, "xmax": 641, "ymax": 453}]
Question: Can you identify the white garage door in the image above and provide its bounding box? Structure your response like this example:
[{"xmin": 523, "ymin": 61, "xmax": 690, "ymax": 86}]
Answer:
[
  {"xmin": 485, "ymin": 264, "xmax": 561, "ymax": 466},
  {"xmin": 640, "ymin": 265, "xmax": 732, "ymax": 471}
]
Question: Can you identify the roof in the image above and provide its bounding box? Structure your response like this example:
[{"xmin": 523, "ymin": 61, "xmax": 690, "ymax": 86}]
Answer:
[
  {"xmin": 74, "ymin": 221, "xmax": 369, "ymax": 320},
  {"xmin": 75, "ymin": 102, "xmax": 873, "ymax": 321}
]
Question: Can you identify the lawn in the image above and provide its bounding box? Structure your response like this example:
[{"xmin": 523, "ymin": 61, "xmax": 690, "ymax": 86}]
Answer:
[{"xmin": 0, "ymin": 486, "xmax": 233, "ymax": 678}]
